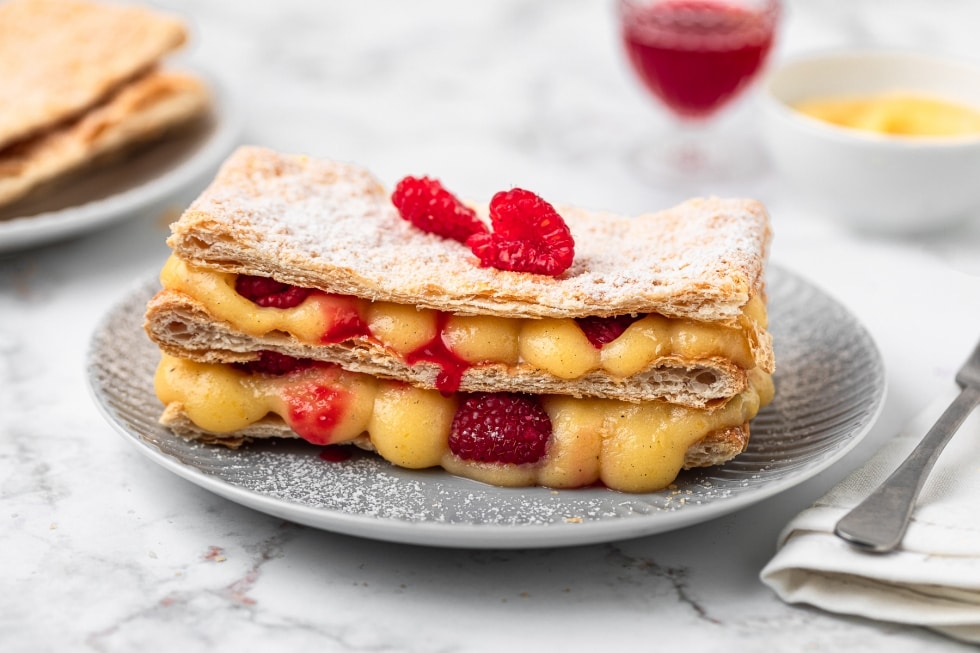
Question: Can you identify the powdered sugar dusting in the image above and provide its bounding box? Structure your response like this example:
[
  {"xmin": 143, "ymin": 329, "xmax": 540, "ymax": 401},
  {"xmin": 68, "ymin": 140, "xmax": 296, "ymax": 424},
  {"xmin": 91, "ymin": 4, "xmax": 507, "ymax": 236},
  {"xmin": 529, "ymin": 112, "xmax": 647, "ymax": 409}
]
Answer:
[
  {"xmin": 90, "ymin": 270, "xmax": 884, "ymax": 547},
  {"xmin": 172, "ymin": 146, "xmax": 771, "ymax": 321}
]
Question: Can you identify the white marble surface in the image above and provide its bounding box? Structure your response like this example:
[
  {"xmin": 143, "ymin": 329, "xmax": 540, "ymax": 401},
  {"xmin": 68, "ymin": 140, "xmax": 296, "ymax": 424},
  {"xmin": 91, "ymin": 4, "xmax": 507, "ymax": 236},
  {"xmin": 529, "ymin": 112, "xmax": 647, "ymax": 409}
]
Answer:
[{"xmin": 4, "ymin": 1, "xmax": 980, "ymax": 651}]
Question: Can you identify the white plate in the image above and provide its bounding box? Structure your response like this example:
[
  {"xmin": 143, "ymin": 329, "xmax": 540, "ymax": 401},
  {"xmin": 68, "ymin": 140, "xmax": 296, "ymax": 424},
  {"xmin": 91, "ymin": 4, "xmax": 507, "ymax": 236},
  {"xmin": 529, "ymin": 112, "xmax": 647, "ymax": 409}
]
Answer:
[
  {"xmin": 0, "ymin": 73, "xmax": 241, "ymax": 253},
  {"xmin": 87, "ymin": 266, "xmax": 885, "ymax": 549}
]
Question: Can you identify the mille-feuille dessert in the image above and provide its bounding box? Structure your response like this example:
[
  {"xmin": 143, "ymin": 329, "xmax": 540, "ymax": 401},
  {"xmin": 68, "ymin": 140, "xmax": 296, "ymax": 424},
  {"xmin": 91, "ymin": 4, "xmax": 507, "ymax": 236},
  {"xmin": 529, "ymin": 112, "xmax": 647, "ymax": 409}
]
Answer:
[
  {"xmin": 0, "ymin": 0, "xmax": 210, "ymax": 208},
  {"xmin": 144, "ymin": 146, "xmax": 775, "ymax": 493}
]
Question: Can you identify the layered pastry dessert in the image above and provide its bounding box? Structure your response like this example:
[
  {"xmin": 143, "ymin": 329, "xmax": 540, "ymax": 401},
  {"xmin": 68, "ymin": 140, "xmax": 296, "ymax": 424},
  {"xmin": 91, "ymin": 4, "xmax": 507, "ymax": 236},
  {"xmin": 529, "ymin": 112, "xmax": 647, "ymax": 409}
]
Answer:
[
  {"xmin": 0, "ymin": 0, "xmax": 210, "ymax": 208},
  {"xmin": 145, "ymin": 146, "xmax": 775, "ymax": 493}
]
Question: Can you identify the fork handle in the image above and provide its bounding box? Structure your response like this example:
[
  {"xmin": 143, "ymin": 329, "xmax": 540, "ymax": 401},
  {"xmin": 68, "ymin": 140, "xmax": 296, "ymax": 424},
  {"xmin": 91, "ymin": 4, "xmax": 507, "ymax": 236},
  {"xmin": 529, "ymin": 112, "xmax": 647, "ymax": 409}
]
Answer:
[{"xmin": 834, "ymin": 384, "xmax": 980, "ymax": 552}]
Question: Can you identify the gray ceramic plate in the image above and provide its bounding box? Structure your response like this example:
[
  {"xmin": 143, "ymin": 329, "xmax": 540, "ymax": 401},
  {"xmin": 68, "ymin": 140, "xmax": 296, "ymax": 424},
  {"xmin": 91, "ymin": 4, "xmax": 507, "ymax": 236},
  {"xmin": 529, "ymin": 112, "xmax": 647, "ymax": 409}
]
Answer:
[
  {"xmin": 0, "ymin": 71, "xmax": 241, "ymax": 253},
  {"xmin": 88, "ymin": 266, "xmax": 885, "ymax": 548}
]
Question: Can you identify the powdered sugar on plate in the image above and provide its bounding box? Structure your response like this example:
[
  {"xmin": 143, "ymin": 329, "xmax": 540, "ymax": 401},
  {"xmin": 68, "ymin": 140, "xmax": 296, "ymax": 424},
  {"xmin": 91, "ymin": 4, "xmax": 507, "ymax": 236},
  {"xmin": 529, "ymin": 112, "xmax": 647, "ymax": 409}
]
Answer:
[{"xmin": 87, "ymin": 267, "xmax": 883, "ymax": 548}]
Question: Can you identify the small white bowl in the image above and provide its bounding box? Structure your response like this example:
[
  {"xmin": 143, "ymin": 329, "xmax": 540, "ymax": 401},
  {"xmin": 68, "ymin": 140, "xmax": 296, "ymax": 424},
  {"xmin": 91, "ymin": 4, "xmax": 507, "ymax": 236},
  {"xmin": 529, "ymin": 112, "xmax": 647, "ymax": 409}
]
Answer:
[{"xmin": 760, "ymin": 50, "xmax": 980, "ymax": 234}]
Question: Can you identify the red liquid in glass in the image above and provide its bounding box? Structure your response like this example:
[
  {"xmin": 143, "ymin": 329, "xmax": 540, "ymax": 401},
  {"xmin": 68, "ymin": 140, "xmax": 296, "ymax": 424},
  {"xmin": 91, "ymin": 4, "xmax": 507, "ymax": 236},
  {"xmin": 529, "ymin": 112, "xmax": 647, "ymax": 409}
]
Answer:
[{"xmin": 622, "ymin": 0, "xmax": 775, "ymax": 119}]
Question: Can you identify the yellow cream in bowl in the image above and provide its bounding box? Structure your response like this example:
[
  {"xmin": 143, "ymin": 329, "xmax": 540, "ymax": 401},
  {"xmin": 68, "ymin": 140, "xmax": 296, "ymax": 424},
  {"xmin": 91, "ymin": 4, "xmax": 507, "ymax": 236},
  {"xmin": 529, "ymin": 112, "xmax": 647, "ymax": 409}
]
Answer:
[{"xmin": 794, "ymin": 93, "xmax": 980, "ymax": 137}]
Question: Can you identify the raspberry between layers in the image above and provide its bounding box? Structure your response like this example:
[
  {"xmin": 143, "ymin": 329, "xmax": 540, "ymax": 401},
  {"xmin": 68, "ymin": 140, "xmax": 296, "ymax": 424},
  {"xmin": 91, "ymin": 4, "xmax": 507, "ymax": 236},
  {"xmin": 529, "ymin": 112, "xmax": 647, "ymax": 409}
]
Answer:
[
  {"xmin": 233, "ymin": 350, "xmax": 315, "ymax": 376},
  {"xmin": 236, "ymin": 274, "xmax": 311, "ymax": 309},
  {"xmin": 240, "ymin": 350, "xmax": 557, "ymax": 466},
  {"xmin": 576, "ymin": 314, "xmax": 646, "ymax": 348},
  {"xmin": 448, "ymin": 393, "xmax": 553, "ymax": 465}
]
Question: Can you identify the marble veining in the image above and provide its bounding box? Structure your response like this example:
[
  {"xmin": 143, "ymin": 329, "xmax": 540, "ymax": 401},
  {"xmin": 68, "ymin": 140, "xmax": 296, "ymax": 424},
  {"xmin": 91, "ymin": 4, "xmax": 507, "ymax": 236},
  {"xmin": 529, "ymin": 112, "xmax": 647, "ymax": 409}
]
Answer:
[{"xmin": 3, "ymin": 0, "xmax": 980, "ymax": 651}]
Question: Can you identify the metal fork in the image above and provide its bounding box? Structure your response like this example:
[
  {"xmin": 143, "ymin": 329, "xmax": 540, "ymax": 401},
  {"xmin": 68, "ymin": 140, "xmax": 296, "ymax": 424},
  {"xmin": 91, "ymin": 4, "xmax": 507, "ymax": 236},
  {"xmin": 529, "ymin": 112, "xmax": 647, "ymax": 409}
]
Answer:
[{"xmin": 835, "ymin": 339, "xmax": 980, "ymax": 552}]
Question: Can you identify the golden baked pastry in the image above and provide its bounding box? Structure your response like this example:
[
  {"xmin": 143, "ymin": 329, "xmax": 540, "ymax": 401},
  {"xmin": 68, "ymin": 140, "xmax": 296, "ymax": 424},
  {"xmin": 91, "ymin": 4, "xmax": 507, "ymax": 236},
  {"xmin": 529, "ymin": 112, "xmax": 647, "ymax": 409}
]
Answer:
[
  {"xmin": 0, "ymin": 71, "xmax": 209, "ymax": 206},
  {"xmin": 145, "ymin": 146, "xmax": 776, "ymax": 493},
  {"xmin": 0, "ymin": 0, "xmax": 208, "ymax": 208}
]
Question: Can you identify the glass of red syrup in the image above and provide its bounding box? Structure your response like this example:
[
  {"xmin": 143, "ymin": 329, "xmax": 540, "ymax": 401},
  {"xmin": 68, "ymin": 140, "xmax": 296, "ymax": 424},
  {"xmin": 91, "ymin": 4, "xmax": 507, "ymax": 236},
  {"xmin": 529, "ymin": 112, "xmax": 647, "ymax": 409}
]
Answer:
[{"xmin": 617, "ymin": 0, "xmax": 780, "ymax": 182}]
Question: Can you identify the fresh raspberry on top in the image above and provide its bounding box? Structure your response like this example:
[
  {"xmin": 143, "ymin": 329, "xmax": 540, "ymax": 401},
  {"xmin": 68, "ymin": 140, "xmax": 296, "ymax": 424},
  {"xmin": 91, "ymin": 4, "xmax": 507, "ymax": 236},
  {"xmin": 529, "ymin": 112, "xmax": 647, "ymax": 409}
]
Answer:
[
  {"xmin": 236, "ymin": 275, "xmax": 311, "ymax": 309},
  {"xmin": 391, "ymin": 176, "xmax": 488, "ymax": 243},
  {"xmin": 466, "ymin": 188, "xmax": 574, "ymax": 276},
  {"xmin": 576, "ymin": 314, "xmax": 646, "ymax": 348},
  {"xmin": 448, "ymin": 393, "xmax": 552, "ymax": 465},
  {"xmin": 234, "ymin": 350, "xmax": 314, "ymax": 376}
]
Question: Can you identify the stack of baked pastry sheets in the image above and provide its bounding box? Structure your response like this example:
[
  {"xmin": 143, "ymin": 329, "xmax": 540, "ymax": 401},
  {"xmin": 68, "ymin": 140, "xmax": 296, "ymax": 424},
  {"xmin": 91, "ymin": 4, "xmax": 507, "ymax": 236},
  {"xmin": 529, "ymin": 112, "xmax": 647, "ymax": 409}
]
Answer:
[
  {"xmin": 144, "ymin": 145, "xmax": 775, "ymax": 493},
  {"xmin": 0, "ymin": 0, "xmax": 210, "ymax": 209}
]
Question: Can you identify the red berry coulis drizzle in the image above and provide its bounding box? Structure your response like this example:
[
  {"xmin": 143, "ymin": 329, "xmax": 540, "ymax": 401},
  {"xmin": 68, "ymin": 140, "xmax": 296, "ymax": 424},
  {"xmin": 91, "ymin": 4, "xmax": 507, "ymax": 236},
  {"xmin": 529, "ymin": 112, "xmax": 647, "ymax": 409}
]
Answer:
[
  {"xmin": 235, "ymin": 276, "xmax": 472, "ymax": 393},
  {"xmin": 404, "ymin": 312, "xmax": 471, "ymax": 394},
  {"xmin": 319, "ymin": 302, "xmax": 371, "ymax": 344},
  {"xmin": 318, "ymin": 446, "xmax": 353, "ymax": 463},
  {"xmin": 233, "ymin": 349, "xmax": 354, "ymax": 447}
]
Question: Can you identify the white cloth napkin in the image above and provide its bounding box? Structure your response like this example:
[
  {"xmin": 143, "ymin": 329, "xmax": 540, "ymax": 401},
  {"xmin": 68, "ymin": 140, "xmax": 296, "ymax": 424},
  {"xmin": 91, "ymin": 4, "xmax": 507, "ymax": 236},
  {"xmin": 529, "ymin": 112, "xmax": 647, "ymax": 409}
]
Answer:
[{"xmin": 761, "ymin": 384, "xmax": 980, "ymax": 644}]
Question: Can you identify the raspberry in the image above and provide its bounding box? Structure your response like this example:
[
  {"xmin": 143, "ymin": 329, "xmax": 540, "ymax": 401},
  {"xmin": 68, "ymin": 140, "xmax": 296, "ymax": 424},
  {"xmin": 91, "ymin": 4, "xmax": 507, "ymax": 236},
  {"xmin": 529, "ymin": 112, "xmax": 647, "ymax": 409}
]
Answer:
[
  {"xmin": 448, "ymin": 393, "xmax": 552, "ymax": 465},
  {"xmin": 234, "ymin": 351, "xmax": 313, "ymax": 376},
  {"xmin": 466, "ymin": 188, "xmax": 574, "ymax": 276},
  {"xmin": 283, "ymin": 383, "xmax": 350, "ymax": 446},
  {"xmin": 236, "ymin": 275, "xmax": 311, "ymax": 308},
  {"xmin": 576, "ymin": 314, "xmax": 645, "ymax": 348},
  {"xmin": 391, "ymin": 176, "xmax": 488, "ymax": 243}
]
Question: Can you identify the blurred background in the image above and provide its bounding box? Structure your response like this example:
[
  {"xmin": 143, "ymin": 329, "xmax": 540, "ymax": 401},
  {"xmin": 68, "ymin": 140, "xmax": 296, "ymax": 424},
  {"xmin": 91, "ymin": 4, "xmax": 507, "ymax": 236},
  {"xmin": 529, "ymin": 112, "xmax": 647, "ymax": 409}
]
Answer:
[{"xmin": 147, "ymin": 0, "xmax": 980, "ymax": 209}]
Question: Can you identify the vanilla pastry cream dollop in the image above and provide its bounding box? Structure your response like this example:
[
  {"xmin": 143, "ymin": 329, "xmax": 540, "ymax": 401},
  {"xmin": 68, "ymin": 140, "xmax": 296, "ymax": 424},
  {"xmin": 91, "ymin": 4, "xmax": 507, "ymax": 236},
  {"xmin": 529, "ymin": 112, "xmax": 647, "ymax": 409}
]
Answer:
[
  {"xmin": 159, "ymin": 255, "xmax": 768, "ymax": 389},
  {"xmin": 153, "ymin": 254, "xmax": 775, "ymax": 493},
  {"xmin": 146, "ymin": 148, "xmax": 776, "ymax": 495},
  {"xmin": 155, "ymin": 354, "xmax": 773, "ymax": 493}
]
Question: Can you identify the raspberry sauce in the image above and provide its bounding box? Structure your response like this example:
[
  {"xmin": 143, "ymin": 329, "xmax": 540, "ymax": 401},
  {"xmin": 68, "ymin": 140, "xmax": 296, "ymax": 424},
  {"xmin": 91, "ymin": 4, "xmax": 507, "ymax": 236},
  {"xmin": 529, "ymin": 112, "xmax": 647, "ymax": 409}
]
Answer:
[
  {"xmin": 318, "ymin": 297, "xmax": 370, "ymax": 344},
  {"xmin": 405, "ymin": 313, "xmax": 471, "ymax": 394},
  {"xmin": 319, "ymin": 446, "xmax": 353, "ymax": 462},
  {"xmin": 234, "ymin": 275, "xmax": 471, "ymax": 393},
  {"xmin": 621, "ymin": 0, "xmax": 777, "ymax": 118}
]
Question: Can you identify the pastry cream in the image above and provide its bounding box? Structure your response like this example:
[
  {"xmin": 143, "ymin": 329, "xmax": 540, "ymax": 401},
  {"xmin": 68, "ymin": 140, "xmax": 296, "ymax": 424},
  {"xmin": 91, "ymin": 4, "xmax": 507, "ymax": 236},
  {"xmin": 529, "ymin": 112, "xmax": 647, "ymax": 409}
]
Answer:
[
  {"xmin": 159, "ymin": 255, "xmax": 765, "ymax": 385},
  {"xmin": 155, "ymin": 354, "xmax": 773, "ymax": 493},
  {"xmin": 795, "ymin": 93, "xmax": 980, "ymax": 137}
]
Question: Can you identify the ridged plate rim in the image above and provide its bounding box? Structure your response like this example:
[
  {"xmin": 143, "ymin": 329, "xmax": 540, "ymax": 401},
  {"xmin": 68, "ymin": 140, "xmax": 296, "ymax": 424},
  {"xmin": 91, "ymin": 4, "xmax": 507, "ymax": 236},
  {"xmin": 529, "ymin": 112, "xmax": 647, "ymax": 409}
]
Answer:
[{"xmin": 87, "ymin": 264, "xmax": 886, "ymax": 548}]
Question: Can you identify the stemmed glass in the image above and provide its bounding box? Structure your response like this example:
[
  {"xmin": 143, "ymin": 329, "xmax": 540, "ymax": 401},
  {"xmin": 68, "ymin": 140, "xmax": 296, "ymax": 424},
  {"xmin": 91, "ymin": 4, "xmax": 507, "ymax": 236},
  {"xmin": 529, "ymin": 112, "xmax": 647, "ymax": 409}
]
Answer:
[{"xmin": 617, "ymin": 0, "xmax": 780, "ymax": 183}]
